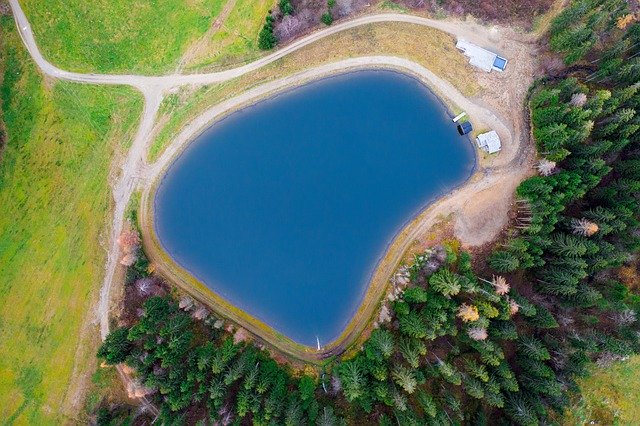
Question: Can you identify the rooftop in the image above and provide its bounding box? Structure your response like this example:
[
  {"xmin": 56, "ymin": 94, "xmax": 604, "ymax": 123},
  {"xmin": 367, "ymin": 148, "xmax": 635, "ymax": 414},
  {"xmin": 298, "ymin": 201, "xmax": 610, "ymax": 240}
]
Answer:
[
  {"xmin": 456, "ymin": 39, "xmax": 508, "ymax": 72},
  {"xmin": 476, "ymin": 130, "xmax": 502, "ymax": 154}
]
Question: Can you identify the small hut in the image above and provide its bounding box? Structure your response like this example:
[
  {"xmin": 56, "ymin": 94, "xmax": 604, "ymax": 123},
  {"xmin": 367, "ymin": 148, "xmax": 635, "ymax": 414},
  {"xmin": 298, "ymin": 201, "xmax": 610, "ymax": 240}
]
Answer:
[
  {"xmin": 476, "ymin": 131, "xmax": 502, "ymax": 154},
  {"xmin": 457, "ymin": 121, "xmax": 473, "ymax": 135}
]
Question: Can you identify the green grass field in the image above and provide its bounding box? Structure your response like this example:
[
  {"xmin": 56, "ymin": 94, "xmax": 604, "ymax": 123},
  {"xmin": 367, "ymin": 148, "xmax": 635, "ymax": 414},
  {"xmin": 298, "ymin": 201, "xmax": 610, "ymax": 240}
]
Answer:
[
  {"xmin": 0, "ymin": 17, "xmax": 142, "ymax": 423},
  {"xmin": 18, "ymin": 0, "xmax": 271, "ymax": 74},
  {"xmin": 19, "ymin": 0, "xmax": 226, "ymax": 73},
  {"xmin": 563, "ymin": 356, "xmax": 640, "ymax": 425},
  {"xmin": 183, "ymin": 0, "xmax": 274, "ymax": 70}
]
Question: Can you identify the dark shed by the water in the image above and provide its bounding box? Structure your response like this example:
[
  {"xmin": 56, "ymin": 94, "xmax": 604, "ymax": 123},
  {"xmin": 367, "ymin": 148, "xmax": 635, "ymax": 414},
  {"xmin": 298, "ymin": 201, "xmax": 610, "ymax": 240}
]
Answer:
[{"xmin": 457, "ymin": 121, "xmax": 473, "ymax": 135}]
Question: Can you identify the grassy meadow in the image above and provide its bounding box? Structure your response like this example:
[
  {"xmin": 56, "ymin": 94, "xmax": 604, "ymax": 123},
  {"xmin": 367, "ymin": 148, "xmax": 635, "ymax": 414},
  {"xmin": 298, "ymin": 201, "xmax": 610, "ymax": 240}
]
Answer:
[
  {"xmin": 19, "ymin": 0, "xmax": 226, "ymax": 73},
  {"xmin": 0, "ymin": 16, "xmax": 142, "ymax": 423},
  {"xmin": 563, "ymin": 357, "xmax": 640, "ymax": 425},
  {"xmin": 18, "ymin": 0, "xmax": 271, "ymax": 74},
  {"xmin": 182, "ymin": 0, "xmax": 275, "ymax": 70}
]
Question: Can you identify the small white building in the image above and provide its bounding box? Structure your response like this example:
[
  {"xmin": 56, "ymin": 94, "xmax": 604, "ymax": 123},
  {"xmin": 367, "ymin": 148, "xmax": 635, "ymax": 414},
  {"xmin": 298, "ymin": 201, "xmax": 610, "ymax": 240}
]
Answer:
[
  {"xmin": 476, "ymin": 131, "xmax": 502, "ymax": 154},
  {"xmin": 456, "ymin": 39, "xmax": 508, "ymax": 72}
]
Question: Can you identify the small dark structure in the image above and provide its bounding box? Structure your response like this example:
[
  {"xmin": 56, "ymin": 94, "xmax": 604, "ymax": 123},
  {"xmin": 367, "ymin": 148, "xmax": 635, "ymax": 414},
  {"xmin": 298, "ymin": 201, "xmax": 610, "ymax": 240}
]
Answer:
[{"xmin": 457, "ymin": 121, "xmax": 473, "ymax": 135}]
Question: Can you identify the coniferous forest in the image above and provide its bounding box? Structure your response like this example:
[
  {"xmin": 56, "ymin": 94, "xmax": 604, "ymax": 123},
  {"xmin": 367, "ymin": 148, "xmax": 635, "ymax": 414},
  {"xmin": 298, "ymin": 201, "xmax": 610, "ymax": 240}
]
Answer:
[{"xmin": 98, "ymin": 0, "xmax": 640, "ymax": 424}]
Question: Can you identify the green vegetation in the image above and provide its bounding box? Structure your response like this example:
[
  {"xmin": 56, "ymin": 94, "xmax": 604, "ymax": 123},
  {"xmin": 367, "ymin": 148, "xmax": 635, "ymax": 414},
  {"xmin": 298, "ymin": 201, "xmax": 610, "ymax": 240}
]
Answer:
[
  {"xmin": 279, "ymin": 0, "xmax": 294, "ymax": 16},
  {"xmin": 321, "ymin": 12, "xmax": 334, "ymax": 26},
  {"xmin": 549, "ymin": 0, "xmax": 631, "ymax": 64},
  {"xmin": 99, "ymin": 246, "xmax": 531, "ymax": 423},
  {"xmin": 258, "ymin": 15, "xmax": 278, "ymax": 51},
  {"xmin": 103, "ymin": 229, "xmax": 635, "ymax": 424},
  {"xmin": 322, "ymin": 0, "xmax": 336, "ymax": 26},
  {"xmin": 100, "ymin": 296, "xmax": 330, "ymax": 423},
  {"xmin": 20, "ymin": 0, "xmax": 226, "ymax": 73},
  {"xmin": 561, "ymin": 356, "xmax": 640, "ymax": 424},
  {"xmin": 0, "ymin": 17, "xmax": 142, "ymax": 423},
  {"xmin": 380, "ymin": 0, "xmax": 409, "ymax": 12},
  {"xmin": 485, "ymin": 6, "xmax": 640, "ymax": 422},
  {"xmin": 83, "ymin": 361, "xmax": 136, "ymax": 424},
  {"xmin": 185, "ymin": 0, "xmax": 274, "ymax": 70}
]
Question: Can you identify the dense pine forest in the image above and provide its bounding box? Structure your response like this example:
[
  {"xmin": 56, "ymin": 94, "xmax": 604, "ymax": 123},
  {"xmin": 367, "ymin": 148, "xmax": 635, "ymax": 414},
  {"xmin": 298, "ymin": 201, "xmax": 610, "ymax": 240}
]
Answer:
[{"xmin": 98, "ymin": 0, "xmax": 640, "ymax": 424}]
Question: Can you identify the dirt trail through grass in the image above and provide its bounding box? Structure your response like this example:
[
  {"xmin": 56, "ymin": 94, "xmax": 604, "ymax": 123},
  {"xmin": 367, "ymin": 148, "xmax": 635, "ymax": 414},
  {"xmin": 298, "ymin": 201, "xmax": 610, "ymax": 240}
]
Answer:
[{"xmin": 174, "ymin": 0, "xmax": 239, "ymax": 73}]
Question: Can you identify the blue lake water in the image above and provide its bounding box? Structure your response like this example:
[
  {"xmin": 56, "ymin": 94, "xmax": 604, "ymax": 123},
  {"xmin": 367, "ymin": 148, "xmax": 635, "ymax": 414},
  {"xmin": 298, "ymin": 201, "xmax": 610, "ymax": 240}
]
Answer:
[{"xmin": 154, "ymin": 70, "xmax": 475, "ymax": 346}]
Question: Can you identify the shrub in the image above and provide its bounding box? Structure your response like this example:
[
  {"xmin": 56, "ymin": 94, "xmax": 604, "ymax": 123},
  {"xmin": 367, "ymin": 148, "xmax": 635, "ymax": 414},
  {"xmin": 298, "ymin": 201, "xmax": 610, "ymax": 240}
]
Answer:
[
  {"xmin": 258, "ymin": 15, "xmax": 277, "ymax": 50},
  {"xmin": 321, "ymin": 12, "xmax": 333, "ymax": 26}
]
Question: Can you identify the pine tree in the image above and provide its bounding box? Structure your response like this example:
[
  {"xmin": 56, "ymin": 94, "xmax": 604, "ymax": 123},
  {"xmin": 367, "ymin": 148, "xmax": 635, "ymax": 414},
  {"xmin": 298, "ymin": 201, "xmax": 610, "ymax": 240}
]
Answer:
[
  {"xmin": 368, "ymin": 329, "xmax": 395, "ymax": 359},
  {"xmin": 392, "ymin": 366, "xmax": 417, "ymax": 394},
  {"xmin": 316, "ymin": 406, "xmax": 343, "ymax": 426},
  {"xmin": 416, "ymin": 390, "xmax": 438, "ymax": 418},
  {"xmin": 284, "ymin": 398, "xmax": 303, "ymax": 426},
  {"xmin": 489, "ymin": 250, "xmax": 521, "ymax": 273},
  {"xmin": 258, "ymin": 15, "xmax": 277, "ymax": 50},
  {"xmin": 403, "ymin": 286, "xmax": 429, "ymax": 303},
  {"xmin": 518, "ymin": 356, "xmax": 555, "ymax": 379},
  {"xmin": 391, "ymin": 387, "xmax": 408, "ymax": 411},
  {"xmin": 527, "ymin": 305, "xmax": 559, "ymax": 328},
  {"xmin": 518, "ymin": 337, "xmax": 551, "ymax": 361},
  {"xmin": 550, "ymin": 233, "xmax": 588, "ymax": 257},
  {"xmin": 337, "ymin": 361, "xmax": 365, "ymax": 402},
  {"xmin": 399, "ymin": 310, "xmax": 428, "ymax": 339},
  {"xmin": 505, "ymin": 395, "xmax": 538, "ymax": 426},
  {"xmin": 97, "ymin": 327, "xmax": 132, "ymax": 364},
  {"xmin": 484, "ymin": 387, "xmax": 505, "ymax": 408},
  {"xmin": 398, "ymin": 337, "xmax": 422, "ymax": 369},
  {"xmin": 463, "ymin": 375, "xmax": 485, "ymax": 399},
  {"xmin": 464, "ymin": 358, "xmax": 489, "ymax": 382},
  {"xmin": 429, "ymin": 268, "xmax": 461, "ymax": 297}
]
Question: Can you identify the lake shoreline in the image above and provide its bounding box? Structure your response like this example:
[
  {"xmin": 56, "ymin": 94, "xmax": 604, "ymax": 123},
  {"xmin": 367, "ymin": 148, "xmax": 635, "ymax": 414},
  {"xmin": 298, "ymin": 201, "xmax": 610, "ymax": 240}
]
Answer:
[{"xmin": 139, "ymin": 59, "xmax": 503, "ymax": 363}]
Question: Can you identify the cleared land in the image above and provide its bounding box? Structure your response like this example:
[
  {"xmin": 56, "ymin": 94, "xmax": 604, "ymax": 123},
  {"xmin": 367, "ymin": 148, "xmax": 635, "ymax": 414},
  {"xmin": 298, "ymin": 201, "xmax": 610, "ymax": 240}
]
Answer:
[
  {"xmin": 18, "ymin": 0, "xmax": 228, "ymax": 73},
  {"xmin": 0, "ymin": 17, "xmax": 142, "ymax": 423}
]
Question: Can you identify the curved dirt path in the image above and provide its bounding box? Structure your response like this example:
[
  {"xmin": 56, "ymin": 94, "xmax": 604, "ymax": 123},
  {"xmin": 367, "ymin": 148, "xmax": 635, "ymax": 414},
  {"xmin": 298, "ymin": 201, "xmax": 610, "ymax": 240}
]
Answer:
[
  {"xmin": 11, "ymin": 0, "xmax": 505, "ymax": 91},
  {"xmin": 8, "ymin": 0, "xmax": 532, "ymax": 358}
]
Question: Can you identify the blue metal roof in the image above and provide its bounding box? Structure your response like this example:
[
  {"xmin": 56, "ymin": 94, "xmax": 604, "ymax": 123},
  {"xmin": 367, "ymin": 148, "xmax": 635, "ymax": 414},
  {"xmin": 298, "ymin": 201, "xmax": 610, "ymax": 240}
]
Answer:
[
  {"xmin": 457, "ymin": 121, "xmax": 473, "ymax": 135},
  {"xmin": 493, "ymin": 56, "xmax": 508, "ymax": 71}
]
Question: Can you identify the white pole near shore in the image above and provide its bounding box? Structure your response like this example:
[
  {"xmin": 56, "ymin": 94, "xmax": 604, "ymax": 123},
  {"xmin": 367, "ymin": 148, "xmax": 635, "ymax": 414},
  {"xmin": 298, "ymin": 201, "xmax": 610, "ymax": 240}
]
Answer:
[{"xmin": 453, "ymin": 112, "xmax": 467, "ymax": 122}]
